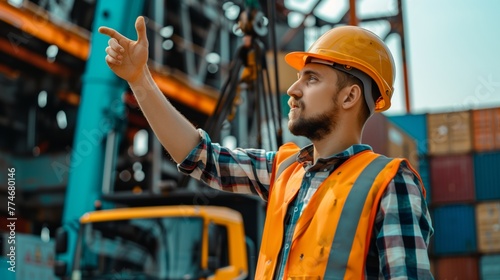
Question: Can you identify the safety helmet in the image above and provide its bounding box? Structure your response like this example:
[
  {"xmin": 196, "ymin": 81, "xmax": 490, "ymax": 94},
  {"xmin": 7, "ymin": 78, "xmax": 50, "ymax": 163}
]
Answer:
[{"xmin": 285, "ymin": 25, "xmax": 396, "ymax": 112}]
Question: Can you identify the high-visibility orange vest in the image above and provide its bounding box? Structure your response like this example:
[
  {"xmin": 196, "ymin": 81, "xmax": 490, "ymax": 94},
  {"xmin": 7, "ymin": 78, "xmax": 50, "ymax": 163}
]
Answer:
[{"xmin": 255, "ymin": 143, "xmax": 423, "ymax": 279}]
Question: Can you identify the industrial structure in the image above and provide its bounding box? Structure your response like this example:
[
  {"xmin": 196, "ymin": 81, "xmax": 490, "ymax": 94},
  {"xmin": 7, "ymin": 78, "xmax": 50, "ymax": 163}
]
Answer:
[{"xmin": 2, "ymin": 0, "xmax": 499, "ymax": 279}]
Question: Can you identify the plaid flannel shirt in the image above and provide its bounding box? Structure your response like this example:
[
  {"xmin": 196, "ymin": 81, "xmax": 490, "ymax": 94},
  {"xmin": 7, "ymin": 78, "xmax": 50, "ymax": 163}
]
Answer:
[{"xmin": 178, "ymin": 129, "xmax": 434, "ymax": 279}]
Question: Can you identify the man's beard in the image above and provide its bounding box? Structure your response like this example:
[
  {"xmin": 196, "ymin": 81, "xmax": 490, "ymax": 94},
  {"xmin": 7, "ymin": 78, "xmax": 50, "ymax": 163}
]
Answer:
[{"xmin": 288, "ymin": 101, "xmax": 338, "ymax": 141}]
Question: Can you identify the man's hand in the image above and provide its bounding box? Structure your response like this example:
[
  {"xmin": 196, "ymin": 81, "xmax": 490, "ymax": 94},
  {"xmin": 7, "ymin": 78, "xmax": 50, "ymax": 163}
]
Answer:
[{"xmin": 98, "ymin": 16, "xmax": 149, "ymax": 83}]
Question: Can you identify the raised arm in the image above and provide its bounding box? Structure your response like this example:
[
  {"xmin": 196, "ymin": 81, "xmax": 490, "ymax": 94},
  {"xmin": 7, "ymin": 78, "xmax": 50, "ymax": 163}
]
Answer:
[{"xmin": 98, "ymin": 16, "xmax": 201, "ymax": 163}]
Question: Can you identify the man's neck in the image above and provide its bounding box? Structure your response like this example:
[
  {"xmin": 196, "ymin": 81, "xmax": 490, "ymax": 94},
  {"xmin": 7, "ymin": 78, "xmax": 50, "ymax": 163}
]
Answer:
[{"xmin": 311, "ymin": 126, "xmax": 361, "ymax": 163}]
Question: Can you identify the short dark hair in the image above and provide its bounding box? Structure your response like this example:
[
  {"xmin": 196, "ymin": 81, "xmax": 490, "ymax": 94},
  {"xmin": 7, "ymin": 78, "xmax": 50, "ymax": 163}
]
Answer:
[{"xmin": 334, "ymin": 70, "xmax": 381, "ymax": 125}]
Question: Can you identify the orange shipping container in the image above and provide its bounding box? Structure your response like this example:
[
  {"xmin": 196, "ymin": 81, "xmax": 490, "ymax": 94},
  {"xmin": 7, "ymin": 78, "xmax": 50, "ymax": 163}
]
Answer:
[
  {"xmin": 435, "ymin": 256, "xmax": 479, "ymax": 280},
  {"xmin": 427, "ymin": 111, "xmax": 472, "ymax": 155},
  {"xmin": 472, "ymin": 107, "xmax": 500, "ymax": 152},
  {"xmin": 476, "ymin": 201, "xmax": 500, "ymax": 253}
]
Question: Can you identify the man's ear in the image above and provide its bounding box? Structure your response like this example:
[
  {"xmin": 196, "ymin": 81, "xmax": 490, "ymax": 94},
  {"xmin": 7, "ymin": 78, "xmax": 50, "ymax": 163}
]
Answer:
[{"xmin": 341, "ymin": 84, "xmax": 363, "ymax": 110}]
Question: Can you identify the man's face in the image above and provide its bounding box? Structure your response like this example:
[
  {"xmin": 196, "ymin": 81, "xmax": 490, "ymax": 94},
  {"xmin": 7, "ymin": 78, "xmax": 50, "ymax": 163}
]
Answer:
[{"xmin": 287, "ymin": 63, "xmax": 341, "ymax": 141}]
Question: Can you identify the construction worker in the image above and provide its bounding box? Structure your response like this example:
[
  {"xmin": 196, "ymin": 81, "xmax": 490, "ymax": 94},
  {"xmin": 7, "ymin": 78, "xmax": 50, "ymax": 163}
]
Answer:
[{"xmin": 99, "ymin": 16, "xmax": 433, "ymax": 279}]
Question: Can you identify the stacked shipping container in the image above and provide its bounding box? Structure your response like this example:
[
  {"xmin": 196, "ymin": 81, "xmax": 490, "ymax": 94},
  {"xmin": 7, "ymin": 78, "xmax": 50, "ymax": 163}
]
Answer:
[
  {"xmin": 472, "ymin": 107, "xmax": 500, "ymax": 280},
  {"xmin": 363, "ymin": 113, "xmax": 420, "ymax": 171},
  {"xmin": 389, "ymin": 106, "xmax": 500, "ymax": 280}
]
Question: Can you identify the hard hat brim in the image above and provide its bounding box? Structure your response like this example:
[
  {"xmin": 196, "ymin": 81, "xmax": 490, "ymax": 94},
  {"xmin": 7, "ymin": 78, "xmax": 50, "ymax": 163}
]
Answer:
[{"xmin": 285, "ymin": 51, "xmax": 339, "ymax": 71}]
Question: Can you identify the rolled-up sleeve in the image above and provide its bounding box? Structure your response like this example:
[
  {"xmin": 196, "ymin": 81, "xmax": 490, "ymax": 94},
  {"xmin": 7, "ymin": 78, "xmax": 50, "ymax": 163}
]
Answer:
[{"xmin": 177, "ymin": 129, "xmax": 276, "ymax": 200}]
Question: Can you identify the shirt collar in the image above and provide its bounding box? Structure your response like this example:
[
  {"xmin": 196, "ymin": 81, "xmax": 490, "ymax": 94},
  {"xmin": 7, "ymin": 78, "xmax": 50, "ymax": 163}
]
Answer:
[{"xmin": 296, "ymin": 143, "xmax": 373, "ymax": 167}]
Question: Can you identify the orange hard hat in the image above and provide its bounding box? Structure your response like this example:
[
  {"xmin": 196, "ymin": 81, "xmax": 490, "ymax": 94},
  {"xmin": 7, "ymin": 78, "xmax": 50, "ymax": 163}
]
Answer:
[{"xmin": 285, "ymin": 25, "xmax": 396, "ymax": 112}]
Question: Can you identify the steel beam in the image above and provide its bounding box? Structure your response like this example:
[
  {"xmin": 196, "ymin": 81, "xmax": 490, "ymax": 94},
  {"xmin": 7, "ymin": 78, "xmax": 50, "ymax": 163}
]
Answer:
[{"xmin": 0, "ymin": 0, "xmax": 89, "ymax": 60}]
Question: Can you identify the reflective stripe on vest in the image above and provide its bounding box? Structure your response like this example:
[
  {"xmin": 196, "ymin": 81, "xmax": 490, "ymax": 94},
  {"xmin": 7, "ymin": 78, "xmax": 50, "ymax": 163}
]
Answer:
[
  {"xmin": 275, "ymin": 152, "xmax": 299, "ymax": 179},
  {"xmin": 324, "ymin": 155, "xmax": 392, "ymax": 279}
]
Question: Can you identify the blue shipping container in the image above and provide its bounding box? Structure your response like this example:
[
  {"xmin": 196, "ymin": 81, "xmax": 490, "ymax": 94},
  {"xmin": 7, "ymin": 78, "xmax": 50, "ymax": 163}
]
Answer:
[
  {"xmin": 388, "ymin": 113, "xmax": 428, "ymax": 155},
  {"xmin": 432, "ymin": 204, "xmax": 476, "ymax": 255},
  {"xmin": 480, "ymin": 254, "xmax": 500, "ymax": 280},
  {"xmin": 474, "ymin": 151, "xmax": 500, "ymax": 201}
]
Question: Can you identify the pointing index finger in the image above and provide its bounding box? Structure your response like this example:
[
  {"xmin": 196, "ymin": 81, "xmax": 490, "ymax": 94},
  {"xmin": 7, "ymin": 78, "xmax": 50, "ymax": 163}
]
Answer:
[{"xmin": 98, "ymin": 26, "xmax": 126, "ymax": 42}]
